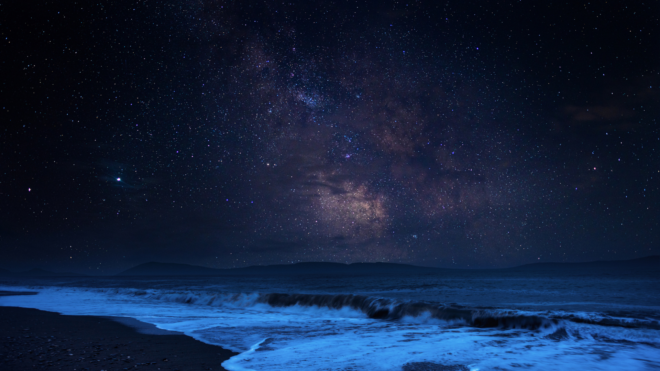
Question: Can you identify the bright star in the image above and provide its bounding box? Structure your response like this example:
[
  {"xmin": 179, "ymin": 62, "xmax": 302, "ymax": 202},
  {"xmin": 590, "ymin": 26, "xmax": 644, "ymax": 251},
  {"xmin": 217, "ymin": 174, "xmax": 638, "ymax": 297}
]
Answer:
[{"xmin": 116, "ymin": 178, "xmax": 121, "ymax": 181}]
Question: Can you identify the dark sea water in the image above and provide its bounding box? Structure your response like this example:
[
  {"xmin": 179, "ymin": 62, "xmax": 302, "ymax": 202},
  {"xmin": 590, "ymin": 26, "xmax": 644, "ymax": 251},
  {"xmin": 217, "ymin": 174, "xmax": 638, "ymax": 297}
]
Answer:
[{"xmin": 1, "ymin": 269, "xmax": 659, "ymax": 370}]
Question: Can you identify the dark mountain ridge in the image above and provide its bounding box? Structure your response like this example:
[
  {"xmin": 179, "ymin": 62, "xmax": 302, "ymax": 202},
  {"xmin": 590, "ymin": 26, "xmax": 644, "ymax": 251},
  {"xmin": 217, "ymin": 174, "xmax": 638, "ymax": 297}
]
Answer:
[
  {"xmin": 510, "ymin": 255, "xmax": 659, "ymax": 271},
  {"xmin": 4, "ymin": 256, "xmax": 657, "ymax": 277},
  {"xmin": 0, "ymin": 268, "xmax": 85, "ymax": 277},
  {"xmin": 117, "ymin": 262, "xmax": 223, "ymax": 276},
  {"xmin": 117, "ymin": 261, "xmax": 443, "ymax": 276},
  {"xmin": 116, "ymin": 256, "xmax": 659, "ymax": 276}
]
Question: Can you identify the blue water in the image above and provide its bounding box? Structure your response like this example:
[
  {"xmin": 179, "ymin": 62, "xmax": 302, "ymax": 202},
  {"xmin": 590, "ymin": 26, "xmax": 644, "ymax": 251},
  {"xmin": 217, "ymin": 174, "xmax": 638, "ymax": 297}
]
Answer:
[{"xmin": 1, "ymin": 270, "xmax": 659, "ymax": 370}]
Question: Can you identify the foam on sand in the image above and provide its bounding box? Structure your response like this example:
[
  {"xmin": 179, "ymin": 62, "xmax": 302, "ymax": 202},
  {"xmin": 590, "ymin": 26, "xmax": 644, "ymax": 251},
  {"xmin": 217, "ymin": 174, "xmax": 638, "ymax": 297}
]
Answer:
[{"xmin": 1, "ymin": 285, "xmax": 659, "ymax": 370}]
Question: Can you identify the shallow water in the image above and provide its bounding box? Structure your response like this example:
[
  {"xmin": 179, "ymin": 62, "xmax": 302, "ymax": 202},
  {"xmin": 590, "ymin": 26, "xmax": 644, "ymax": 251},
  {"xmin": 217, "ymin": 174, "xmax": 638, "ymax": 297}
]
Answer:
[{"xmin": 1, "ymin": 270, "xmax": 659, "ymax": 370}]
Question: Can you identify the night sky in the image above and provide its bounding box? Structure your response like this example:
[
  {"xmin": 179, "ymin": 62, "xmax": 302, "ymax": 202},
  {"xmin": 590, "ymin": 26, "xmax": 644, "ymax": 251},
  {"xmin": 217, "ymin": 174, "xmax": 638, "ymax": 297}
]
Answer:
[{"xmin": 2, "ymin": 0, "xmax": 659, "ymax": 273}]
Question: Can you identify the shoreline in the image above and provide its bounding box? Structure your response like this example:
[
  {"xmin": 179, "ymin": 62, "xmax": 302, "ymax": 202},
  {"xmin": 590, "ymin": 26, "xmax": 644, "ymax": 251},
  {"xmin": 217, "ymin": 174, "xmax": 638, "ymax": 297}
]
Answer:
[{"xmin": 0, "ymin": 294, "xmax": 238, "ymax": 371}]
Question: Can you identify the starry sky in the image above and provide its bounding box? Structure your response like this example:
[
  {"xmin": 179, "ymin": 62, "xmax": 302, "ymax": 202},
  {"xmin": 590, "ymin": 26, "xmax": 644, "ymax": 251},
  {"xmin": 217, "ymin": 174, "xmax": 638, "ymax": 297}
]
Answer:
[{"xmin": 2, "ymin": 0, "xmax": 659, "ymax": 273}]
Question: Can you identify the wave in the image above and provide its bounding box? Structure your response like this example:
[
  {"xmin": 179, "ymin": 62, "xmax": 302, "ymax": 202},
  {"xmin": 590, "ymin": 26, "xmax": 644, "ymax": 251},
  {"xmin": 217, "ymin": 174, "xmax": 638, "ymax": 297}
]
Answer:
[
  {"xmin": 258, "ymin": 293, "xmax": 556, "ymax": 330},
  {"xmin": 46, "ymin": 286, "xmax": 657, "ymax": 332},
  {"xmin": 6, "ymin": 285, "xmax": 659, "ymax": 334}
]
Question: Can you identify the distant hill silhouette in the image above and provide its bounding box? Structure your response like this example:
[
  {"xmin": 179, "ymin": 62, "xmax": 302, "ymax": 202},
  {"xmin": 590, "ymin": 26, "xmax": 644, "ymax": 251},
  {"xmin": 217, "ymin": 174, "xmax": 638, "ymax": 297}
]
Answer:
[
  {"xmin": 118, "ymin": 256, "xmax": 659, "ymax": 276},
  {"xmin": 117, "ymin": 262, "xmax": 222, "ymax": 276},
  {"xmin": 117, "ymin": 261, "xmax": 444, "ymax": 276},
  {"xmin": 6, "ymin": 256, "xmax": 657, "ymax": 278},
  {"xmin": 508, "ymin": 255, "xmax": 659, "ymax": 273},
  {"xmin": 0, "ymin": 268, "xmax": 85, "ymax": 277},
  {"xmin": 236, "ymin": 262, "xmax": 442, "ymax": 275}
]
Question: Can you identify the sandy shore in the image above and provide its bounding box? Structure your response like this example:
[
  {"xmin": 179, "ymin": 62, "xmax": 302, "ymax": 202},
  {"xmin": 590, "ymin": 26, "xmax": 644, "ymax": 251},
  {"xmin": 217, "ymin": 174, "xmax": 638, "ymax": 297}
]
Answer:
[{"xmin": 0, "ymin": 292, "xmax": 237, "ymax": 371}]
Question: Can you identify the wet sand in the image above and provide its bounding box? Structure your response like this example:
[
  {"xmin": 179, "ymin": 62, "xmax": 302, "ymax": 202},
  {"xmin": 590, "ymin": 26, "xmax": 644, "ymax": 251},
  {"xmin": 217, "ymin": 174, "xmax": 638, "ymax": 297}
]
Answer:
[{"xmin": 0, "ymin": 292, "xmax": 237, "ymax": 371}]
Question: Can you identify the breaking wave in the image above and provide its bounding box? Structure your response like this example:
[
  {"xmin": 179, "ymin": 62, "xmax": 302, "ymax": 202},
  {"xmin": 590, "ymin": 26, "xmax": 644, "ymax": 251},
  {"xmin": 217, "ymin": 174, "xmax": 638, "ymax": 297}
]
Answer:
[
  {"xmin": 62, "ymin": 287, "xmax": 660, "ymax": 332},
  {"xmin": 2, "ymin": 282, "xmax": 660, "ymax": 370}
]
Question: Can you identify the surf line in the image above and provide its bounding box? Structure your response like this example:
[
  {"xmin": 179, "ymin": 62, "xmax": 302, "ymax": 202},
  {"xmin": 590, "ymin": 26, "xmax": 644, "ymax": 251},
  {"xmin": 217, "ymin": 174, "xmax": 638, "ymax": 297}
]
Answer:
[{"xmin": 221, "ymin": 337, "xmax": 270, "ymax": 371}]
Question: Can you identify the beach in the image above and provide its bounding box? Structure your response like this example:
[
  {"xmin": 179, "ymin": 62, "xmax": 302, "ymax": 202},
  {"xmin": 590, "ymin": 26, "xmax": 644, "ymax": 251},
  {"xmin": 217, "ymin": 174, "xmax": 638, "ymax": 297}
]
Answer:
[
  {"xmin": 1, "ymin": 270, "xmax": 659, "ymax": 371},
  {"xmin": 0, "ymin": 292, "xmax": 237, "ymax": 371}
]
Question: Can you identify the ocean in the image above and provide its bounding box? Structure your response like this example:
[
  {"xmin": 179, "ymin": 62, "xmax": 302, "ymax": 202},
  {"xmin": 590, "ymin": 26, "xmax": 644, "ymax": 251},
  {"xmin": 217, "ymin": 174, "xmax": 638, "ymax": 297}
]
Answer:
[{"xmin": 1, "ymin": 268, "xmax": 659, "ymax": 370}]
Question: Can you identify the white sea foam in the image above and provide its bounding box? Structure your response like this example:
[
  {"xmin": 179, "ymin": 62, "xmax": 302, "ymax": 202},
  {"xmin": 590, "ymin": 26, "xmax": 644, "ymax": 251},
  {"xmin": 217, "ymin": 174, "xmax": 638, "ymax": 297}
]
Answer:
[{"xmin": 1, "ymin": 285, "xmax": 659, "ymax": 371}]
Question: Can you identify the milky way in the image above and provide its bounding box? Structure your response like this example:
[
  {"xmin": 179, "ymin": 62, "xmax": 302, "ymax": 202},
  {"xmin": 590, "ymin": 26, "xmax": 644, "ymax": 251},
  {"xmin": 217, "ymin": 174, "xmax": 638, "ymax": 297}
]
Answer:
[{"xmin": 2, "ymin": 0, "xmax": 658, "ymax": 272}]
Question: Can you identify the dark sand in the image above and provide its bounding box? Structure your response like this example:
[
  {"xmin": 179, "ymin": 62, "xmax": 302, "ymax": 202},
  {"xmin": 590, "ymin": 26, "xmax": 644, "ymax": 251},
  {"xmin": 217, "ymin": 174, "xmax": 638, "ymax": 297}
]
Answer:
[{"xmin": 0, "ymin": 292, "xmax": 237, "ymax": 371}]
